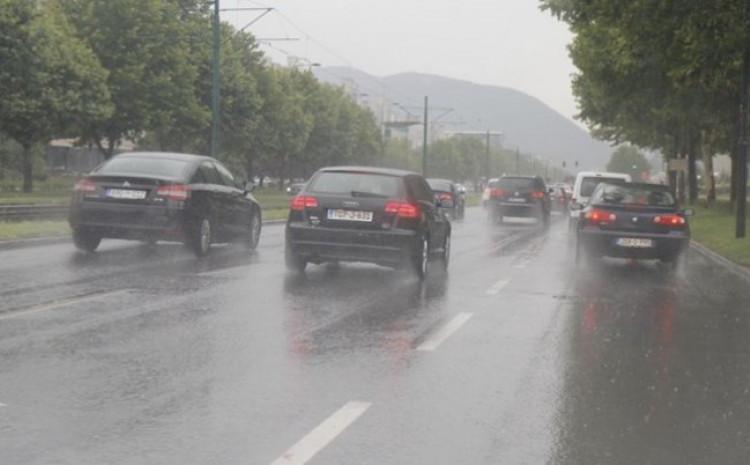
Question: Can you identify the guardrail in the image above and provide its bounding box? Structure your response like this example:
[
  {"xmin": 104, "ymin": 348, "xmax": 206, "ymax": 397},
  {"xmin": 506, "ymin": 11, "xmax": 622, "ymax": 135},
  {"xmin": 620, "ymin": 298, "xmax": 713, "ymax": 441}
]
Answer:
[{"xmin": 0, "ymin": 204, "xmax": 69, "ymax": 221}]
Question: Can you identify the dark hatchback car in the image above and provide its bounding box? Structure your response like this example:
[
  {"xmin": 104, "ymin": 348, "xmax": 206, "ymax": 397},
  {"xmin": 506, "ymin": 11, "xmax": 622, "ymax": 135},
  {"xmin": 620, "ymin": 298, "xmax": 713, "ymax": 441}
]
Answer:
[
  {"xmin": 487, "ymin": 176, "xmax": 551, "ymax": 225},
  {"xmin": 427, "ymin": 178, "xmax": 465, "ymax": 219},
  {"xmin": 576, "ymin": 182, "xmax": 692, "ymax": 265},
  {"xmin": 285, "ymin": 166, "xmax": 451, "ymax": 278},
  {"xmin": 69, "ymin": 152, "xmax": 262, "ymax": 256}
]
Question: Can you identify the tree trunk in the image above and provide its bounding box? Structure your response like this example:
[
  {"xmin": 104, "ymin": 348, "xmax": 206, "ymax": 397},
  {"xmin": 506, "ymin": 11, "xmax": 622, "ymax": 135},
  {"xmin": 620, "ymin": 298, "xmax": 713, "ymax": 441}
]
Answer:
[
  {"xmin": 678, "ymin": 157, "xmax": 687, "ymax": 205},
  {"xmin": 701, "ymin": 132, "xmax": 716, "ymax": 205},
  {"xmin": 687, "ymin": 134, "xmax": 698, "ymax": 205},
  {"xmin": 731, "ymin": 151, "xmax": 738, "ymax": 207},
  {"xmin": 22, "ymin": 144, "xmax": 33, "ymax": 193}
]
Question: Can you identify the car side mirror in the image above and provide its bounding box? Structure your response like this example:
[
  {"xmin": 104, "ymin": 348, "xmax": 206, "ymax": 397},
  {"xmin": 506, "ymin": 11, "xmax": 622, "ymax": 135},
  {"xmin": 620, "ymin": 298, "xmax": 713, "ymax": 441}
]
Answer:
[
  {"xmin": 683, "ymin": 208, "xmax": 695, "ymax": 217},
  {"xmin": 244, "ymin": 181, "xmax": 255, "ymax": 193}
]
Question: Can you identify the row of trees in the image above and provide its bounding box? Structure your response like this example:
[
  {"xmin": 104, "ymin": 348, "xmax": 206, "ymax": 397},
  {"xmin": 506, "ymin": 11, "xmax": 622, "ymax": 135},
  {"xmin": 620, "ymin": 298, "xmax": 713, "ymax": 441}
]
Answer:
[
  {"xmin": 0, "ymin": 0, "xmax": 382, "ymax": 191},
  {"xmin": 541, "ymin": 0, "xmax": 748, "ymax": 206}
]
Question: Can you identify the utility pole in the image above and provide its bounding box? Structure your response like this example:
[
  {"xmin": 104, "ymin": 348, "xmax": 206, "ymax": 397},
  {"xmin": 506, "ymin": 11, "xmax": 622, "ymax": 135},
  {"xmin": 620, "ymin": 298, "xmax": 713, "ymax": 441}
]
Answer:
[
  {"xmin": 422, "ymin": 96, "xmax": 428, "ymax": 176},
  {"xmin": 485, "ymin": 130, "xmax": 491, "ymax": 175},
  {"xmin": 737, "ymin": 0, "xmax": 750, "ymax": 238},
  {"xmin": 210, "ymin": 0, "xmax": 221, "ymax": 158},
  {"xmin": 515, "ymin": 148, "xmax": 520, "ymax": 175}
]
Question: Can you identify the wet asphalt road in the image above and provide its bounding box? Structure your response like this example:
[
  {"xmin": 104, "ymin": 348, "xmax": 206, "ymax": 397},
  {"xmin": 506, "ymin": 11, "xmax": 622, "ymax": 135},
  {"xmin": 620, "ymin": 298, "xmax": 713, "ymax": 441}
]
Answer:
[{"xmin": 2, "ymin": 208, "xmax": 750, "ymax": 465}]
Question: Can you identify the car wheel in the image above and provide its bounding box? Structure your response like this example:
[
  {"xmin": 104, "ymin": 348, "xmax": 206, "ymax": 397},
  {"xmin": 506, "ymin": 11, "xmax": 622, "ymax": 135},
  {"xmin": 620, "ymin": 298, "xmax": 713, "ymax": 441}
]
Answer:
[
  {"xmin": 285, "ymin": 243, "xmax": 307, "ymax": 273},
  {"xmin": 246, "ymin": 208, "xmax": 262, "ymax": 251},
  {"xmin": 72, "ymin": 228, "xmax": 101, "ymax": 253},
  {"xmin": 441, "ymin": 234, "xmax": 451, "ymax": 269},
  {"xmin": 190, "ymin": 217, "xmax": 212, "ymax": 257},
  {"xmin": 413, "ymin": 235, "xmax": 429, "ymax": 280}
]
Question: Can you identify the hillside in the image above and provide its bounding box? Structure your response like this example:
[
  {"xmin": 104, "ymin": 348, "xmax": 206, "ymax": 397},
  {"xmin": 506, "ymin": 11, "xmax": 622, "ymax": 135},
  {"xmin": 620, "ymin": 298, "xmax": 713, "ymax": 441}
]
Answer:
[{"xmin": 314, "ymin": 67, "xmax": 613, "ymax": 170}]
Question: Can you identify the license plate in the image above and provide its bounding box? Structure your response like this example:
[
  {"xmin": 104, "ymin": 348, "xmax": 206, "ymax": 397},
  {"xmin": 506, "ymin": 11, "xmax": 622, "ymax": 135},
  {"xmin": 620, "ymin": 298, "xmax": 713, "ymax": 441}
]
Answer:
[
  {"xmin": 616, "ymin": 237, "xmax": 654, "ymax": 248},
  {"xmin": 508, "ymin": 198, "xmax": 526, "ymax": 203},
  {"xmin": 106, "ymin": 188, "xmax": 147, "ymax": 200},
  {"xmin": 327, "ymin": 209, "xmax": 373, "ymax": 222}
]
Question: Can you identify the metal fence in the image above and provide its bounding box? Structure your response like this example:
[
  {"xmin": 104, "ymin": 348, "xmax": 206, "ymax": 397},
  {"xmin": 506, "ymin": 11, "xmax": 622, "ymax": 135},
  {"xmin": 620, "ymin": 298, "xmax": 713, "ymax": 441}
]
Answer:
[{"xmin": 0, "ymin": 204, "xmax": 69, "ymax": 221}]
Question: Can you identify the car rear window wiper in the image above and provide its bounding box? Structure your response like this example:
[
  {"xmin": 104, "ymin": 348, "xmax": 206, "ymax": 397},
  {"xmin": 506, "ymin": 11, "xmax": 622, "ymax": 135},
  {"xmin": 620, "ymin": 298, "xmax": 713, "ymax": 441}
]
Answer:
[{"xmin": 350, "ymin": 191, "xmax": 389, "ymax": 198}]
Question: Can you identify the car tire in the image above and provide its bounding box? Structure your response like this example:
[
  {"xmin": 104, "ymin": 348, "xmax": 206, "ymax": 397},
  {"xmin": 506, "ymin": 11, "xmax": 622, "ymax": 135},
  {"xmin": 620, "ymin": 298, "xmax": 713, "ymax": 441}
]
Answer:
[
  {"xmin": 189, "ymin": 217, "xmax": 212, "ymax": 257},
  {"xmin": 285, "ymin": 243, "xmax": 307, "ymax": 273},
  {"xmin": 441, "ymin": 233, "xmax": 451, "ymax": 270},
  {"xmin": 246, "ymin": 208, "xmax": 262, "ymax": 251},
  {"xmin": 72, "ymin": 228, "xmax": 101, "ymax": 253},
  {"xmin": 413, "ymin": 235, "xmax": 429, "ymax": 280}
]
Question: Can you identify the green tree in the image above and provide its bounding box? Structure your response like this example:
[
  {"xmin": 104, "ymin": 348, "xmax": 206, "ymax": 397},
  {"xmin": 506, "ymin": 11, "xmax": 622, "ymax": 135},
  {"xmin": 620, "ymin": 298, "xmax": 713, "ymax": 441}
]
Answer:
[
  {"xmin": 606, "ymin": 145, "xmax": 651, "ymax": 180},
  {"xmin": 0, "ymin": 0, "xmax": 111, "ymax": 192}
]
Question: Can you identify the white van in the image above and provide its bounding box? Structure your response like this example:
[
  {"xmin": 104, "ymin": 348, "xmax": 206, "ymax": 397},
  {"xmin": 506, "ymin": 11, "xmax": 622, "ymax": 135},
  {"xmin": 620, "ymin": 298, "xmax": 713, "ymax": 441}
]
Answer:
[{"xmin": 568, "ymin": 171, "xmax": 632, "ymax": 224}]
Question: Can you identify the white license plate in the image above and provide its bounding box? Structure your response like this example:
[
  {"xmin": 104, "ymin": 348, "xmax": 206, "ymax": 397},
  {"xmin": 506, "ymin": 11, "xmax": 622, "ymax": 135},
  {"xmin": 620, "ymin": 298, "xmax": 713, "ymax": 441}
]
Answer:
[
  {"xmin": 106, "ymin": 188, "xmax": 147, "ymax": 200},
  {"xmin": 327, "ymin": 209, "xmax": 373, "ymax": 222},
  {"xmin": 508, "ymin": 197, "xmax": 526, "ymax": 203},
  {"xmin": 616, "ymin": 238, "xmax": 654, "ymax": 248}
]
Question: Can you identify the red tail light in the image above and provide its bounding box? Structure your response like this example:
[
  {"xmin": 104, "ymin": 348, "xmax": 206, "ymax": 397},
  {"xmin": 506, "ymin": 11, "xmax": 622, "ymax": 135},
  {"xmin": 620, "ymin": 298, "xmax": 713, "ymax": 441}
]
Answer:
[
  {"xmin": 490, "ymin": 188, "xmax": 505, "ymax": 198},
  {"xmin": 532, "ymin": 191, "xmax": 545, "ymax": 199},
  {"xmin": 385, "ymin": 201, "xmax": 421, "ymax": 218},
  {"xmin": 291, "ymin": 195, "xmax": 319, "ymax": 211},
  {"xmin": 74, "ymin": 178, "xmax": 96, "ymax": 193},
  {"xmin": 654, "ymin": 214, "xmax": 686, "ymax": 227},
  {"xmin": 585, "ymin": 208, "xmax": 617, "ymax": 225},
  {"xmin": 156, "ymin": 184, "xmax": 190, "ymax": 201}
]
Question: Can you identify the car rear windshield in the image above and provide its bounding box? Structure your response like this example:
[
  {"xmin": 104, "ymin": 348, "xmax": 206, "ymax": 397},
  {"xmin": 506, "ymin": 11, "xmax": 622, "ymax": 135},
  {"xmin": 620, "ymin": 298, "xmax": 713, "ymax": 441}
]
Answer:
[
  {"xmin": 491, "ymin": 177, "xmax": 536, "ymax": 191},
  {"xmin": 307, "ymin": 172, "xmax": 402, "ymax": 198},
  {"xmin": 95, "ymin": 157, "xmax": 190, "ymax": 178},
  {"xmin": 580, "ymin": 177, "xmax": 626, "ymax": 197},
  {"xmin": 427, "ymin": 179, "xmax": 452, "ymax": 192},
  {"xmin": 592, "ymin": 183, "xmax": 676, "ymax": 207}
]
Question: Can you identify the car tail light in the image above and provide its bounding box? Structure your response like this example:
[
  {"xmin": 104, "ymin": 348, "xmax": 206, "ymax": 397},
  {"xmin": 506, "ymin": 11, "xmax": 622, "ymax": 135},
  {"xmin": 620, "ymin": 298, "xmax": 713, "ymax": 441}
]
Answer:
[
  {"xmin": 385, "ymin": 200, "xmax": 421, "ymax": 218},
  {"xmin": 156, "ymin": 184, "xmax": 190, "ymax": 201},
  {"xmin": 532, "ymin": 191, "xmax": 545, "ymax": 199},
  {"xmin": 74, "ymin": 178, "xmax": 96, "ymax": 193},
  {"xmin": 490, "ymin": 188, "xmax": 505, "ymax": 198},
  {"xmin": 291, "ymin": 195, "xmax": 319, "ymax": 211},
  {"xmin": 585, "ymin": 208, "xmax": 617, "ymax": 225},
  {"xmin": 654, "ymin": 214, "xmax": 686, "ymax": 227}
]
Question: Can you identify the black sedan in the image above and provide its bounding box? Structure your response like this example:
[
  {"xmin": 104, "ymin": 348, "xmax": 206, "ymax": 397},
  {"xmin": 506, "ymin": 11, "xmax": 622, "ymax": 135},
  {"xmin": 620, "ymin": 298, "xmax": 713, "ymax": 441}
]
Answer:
[
  {"xmin": 68, "ymin": 152, "xmax": 262, "ymax": 256},
  {"xmin": 285, "ymin": 166, "xmax": 451, "ymax": 279},
  {"xmin": 427, "ymin": 178, "xmax": 465, "ymax": 219},
  {"xmin": 576, "ymin": 182, "xmax": 692, "ymax": 266},
  {"xmin": 486, "ymin": 176, "xmax": 551, "ymax": 226}
]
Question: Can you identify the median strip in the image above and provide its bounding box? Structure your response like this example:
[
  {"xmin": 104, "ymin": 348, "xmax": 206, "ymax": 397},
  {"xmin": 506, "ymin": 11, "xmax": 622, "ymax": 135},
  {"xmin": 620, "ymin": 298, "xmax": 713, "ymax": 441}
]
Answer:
[
  {"xmin": 416, "ymin": 312, "xmax": 473, "ymax": 351},
  {"xmin": 269, "ymin": 401, "xmax": 371, "ymax": 465}
]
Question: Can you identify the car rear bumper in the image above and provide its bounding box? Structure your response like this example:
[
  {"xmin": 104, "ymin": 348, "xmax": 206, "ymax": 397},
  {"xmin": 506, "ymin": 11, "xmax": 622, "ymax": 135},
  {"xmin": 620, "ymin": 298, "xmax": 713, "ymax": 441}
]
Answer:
[
  {"xmin": 492, "ymin": 202, "xmax": 543, "ymax": 218},
  {"xmin": 286, "ymin": 222, "xmax": 418, "ymax": 266},
  {"xmin": 69, "ymin": 201, "xmax": 187, "ymax": 240},
  {"xmin": 579, "ymin": 228, "xmax": 690, "ymax": 259}
]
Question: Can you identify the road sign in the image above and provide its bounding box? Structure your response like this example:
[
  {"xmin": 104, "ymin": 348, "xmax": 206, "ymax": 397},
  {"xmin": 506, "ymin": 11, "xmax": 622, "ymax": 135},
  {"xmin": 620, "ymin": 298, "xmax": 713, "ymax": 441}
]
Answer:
[{"xmin": 668, "ymin": 159, "xmax": 688, "ymax": 172}]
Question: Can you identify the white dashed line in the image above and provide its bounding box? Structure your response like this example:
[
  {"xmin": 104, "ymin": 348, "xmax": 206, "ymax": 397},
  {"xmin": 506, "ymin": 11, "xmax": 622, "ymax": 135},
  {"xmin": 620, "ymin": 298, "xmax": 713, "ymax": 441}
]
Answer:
[
  {"xmin": 0, "ymin": 402, "xmax": 6, "ymax": 408},
  {"xmin": 485, "ymin": 279, "xmax": 510, "ymax": 296},
  {"xmin": 417, "ymin": 313, "xmax": 473, "ymax": 352},
  {"xmin": 269, "ymin": 401, "xmax": 372, "ymax": 465},
  {"xmin": 0, "ymin": 289, "xmax": 130, "ymax": 320}
]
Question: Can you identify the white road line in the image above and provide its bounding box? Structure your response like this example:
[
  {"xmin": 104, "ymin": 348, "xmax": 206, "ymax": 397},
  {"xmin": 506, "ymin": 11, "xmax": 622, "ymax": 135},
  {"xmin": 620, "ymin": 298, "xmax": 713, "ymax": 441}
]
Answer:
[
  {"xmin": 0, "ymin": 402, "xmax": 6, "ymax": 408},
  {"xmin": 417, "ymin": 313, "xmax": 473, "ymax": 352},
  {"xmin": 513, "ymin": 261, "xmax": 528, "ymax": 269},
  {"xmin": 0, "ymin": 289, "xmax": 130, "ymax": 320},
  {"xmin": 269, "ymin": 401, "xmax": 371, "ymax": 465},
  {"xmin": 485, "ymin": 279, "xmax": 510, "ymax": 296}
]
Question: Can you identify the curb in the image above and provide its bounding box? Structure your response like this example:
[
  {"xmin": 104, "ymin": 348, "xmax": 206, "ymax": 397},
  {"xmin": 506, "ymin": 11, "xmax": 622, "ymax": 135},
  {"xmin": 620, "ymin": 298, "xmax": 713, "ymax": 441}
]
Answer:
[
  {"xmin": 0, "ymin": 218, "xmax": 288, "ymax": 251},
  {"xmin": 690, "ymin": 240, "xmax": 750, "ymax": 283}
]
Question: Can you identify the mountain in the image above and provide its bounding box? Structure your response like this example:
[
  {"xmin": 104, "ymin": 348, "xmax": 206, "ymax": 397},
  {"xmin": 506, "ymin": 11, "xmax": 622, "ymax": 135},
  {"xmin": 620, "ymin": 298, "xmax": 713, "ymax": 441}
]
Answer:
[{"xmin": 313, "ymin": 66, "xmax": 613, "ymax": 170}]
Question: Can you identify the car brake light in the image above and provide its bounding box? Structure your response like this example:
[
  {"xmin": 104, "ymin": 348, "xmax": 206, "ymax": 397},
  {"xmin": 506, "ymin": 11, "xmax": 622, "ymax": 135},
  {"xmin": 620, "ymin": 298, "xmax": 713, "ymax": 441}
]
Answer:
[
  {"xmin": 532, "ymin": 191, "xmax": 545, "ymax": 199},
  {"xmin": 291, "ymin": 195, "xmax": 319, "ymax": 211},
  {"xmin": 490, "ymin": 188, "xmax": 505, "ymax": 198},
  {"xmin": 654, "ymin": 214, "xmax": 686, "ymax": 226},
  {"xmin": 385, "ymin": 201, "xmax": 421, "ymax": 218},
  {"xmin": 585, "ymin": 208, "xmax": 617, "ymax": 225},
  {"xmin": 156, "ymin": 184, "xmax": 190, "ymax": 201},
  {"xmin": 74, "ymin": 178, "xmax": 96, "ymax": 193}
]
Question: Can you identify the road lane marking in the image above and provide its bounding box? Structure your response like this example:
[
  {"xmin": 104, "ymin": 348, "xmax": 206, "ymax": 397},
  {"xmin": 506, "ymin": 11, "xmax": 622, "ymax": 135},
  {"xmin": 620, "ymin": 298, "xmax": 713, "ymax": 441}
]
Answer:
[
  {"xmin": 417, "ymin": 313, "xmax": 473, "ymax": 352},
  {"xmin": 269, "ymin": 401, "xmax": 371, "ymax": 465},
  {"xmin": 513, "ymin": 261, "xmax": 528, "ymax": 269},
  {"xmin": 485, "ymin": 279, "xmax": 510, "ymax": 296},
  {"xmin": 0, "ymin": 289, "xmax": 130, "ymax": 320},
  {"xmin": 0, "ymin": 402, "xmax": 6, "ymax": 408}
]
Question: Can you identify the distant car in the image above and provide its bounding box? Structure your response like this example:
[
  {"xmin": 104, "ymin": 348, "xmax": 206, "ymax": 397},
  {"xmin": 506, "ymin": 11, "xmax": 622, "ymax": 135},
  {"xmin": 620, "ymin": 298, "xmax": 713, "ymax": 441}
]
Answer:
[
  {"xmin": 285, "ymin": 166, "xmax": 451, "ymax": 279},
  {"xmin": 482, "ymin": 178, "xmax": 500, "ymax": 208},
  {"xmin": 68, "ymin": 152, "xmax": 262, "ymax": 256},
  {"xmin": 569, "ymin": 171, "xmax": 631, "ymax": 229},
  {"xmin": 286, "ymin": 182, "xmax": 306, "ymax": 196},
  {"xmin": 486, "ymin": 176, "xmax": 551, "ymax": 225},
  {"xmin": 427, "ymin": 178, "xmax": 465, "ymax": 219},
  {"xmin": 549, "ymin": 185, "xmax": 569, "ymax": 212},
  {"xmin": 576, "ymin": 182, "xmax": 691, "ymax": 267}
]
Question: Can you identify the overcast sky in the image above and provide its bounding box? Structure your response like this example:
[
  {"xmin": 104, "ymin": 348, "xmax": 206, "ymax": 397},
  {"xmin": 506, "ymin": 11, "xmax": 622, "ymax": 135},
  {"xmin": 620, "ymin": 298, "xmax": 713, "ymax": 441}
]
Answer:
[{"xmin": 224, "ymin": 0, "xmax": 579, "ymax": 123}]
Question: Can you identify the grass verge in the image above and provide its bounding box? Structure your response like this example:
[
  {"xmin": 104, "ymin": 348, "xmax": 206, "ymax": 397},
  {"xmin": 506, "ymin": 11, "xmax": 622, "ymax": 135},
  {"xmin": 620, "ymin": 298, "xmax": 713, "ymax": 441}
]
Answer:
[
  {"xmin": 691, "ymin": 201, "xmax": 750, "ymax": 267},
  {"xmin": 0, "ymin": 220, "xmax": 70, "ymax": 241}
]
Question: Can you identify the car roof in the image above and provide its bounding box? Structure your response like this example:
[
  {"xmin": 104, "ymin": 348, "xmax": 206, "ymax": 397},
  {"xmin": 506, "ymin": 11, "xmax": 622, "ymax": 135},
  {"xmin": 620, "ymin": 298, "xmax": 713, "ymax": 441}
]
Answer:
[
  {"xmin": 602, "ymin": 181, "xmax": 671, "ymax": 190},
  {"xmin": 576, "ymin": 171, "xmax": 630, "ymax": 179},
  {"xmin": 319, "ymin": 166, "xmax": 419, "ymax": 177},
  {"xmin": 115, "ymin": 151, "xmax": 212, "ymax": 163},
  {"xmin": 427, "ymin": 178, "xmax": 454, "ymax": 183}
]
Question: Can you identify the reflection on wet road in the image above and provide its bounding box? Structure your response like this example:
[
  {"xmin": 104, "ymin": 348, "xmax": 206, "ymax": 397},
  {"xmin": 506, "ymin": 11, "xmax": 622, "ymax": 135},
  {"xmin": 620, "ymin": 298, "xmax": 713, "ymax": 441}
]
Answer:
[{"xmin": 1, "ymin": 209, "xmax": 750, "ymax": 464}]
